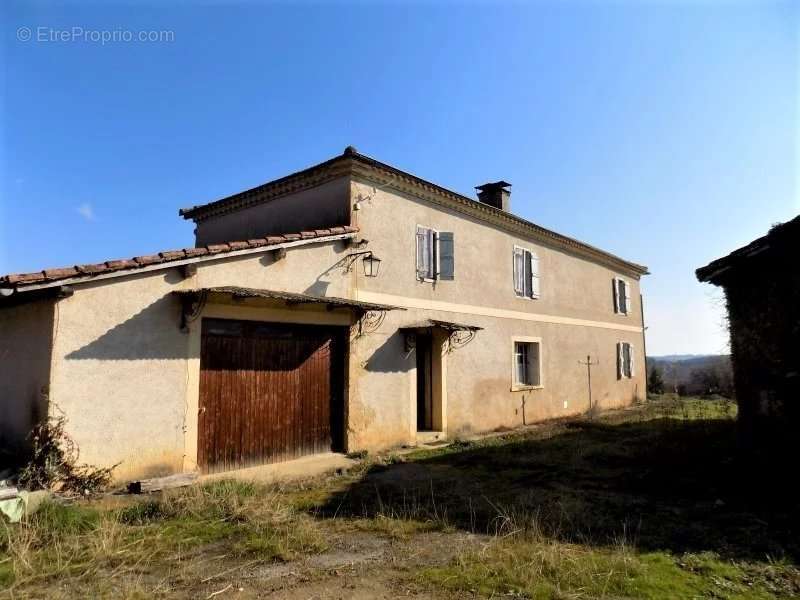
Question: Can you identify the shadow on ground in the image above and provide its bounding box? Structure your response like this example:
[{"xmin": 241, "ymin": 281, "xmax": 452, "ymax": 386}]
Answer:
[{"xmin": 319, "ymin": 415, "xmax": 799, "ymax": 563}]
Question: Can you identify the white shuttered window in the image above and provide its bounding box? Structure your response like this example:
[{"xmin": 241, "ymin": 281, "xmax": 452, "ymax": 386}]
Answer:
[
  {"xmin": 617, "ymin": 342, "xmax": 634, "ymax": 379},
  {"xmin": 613, "ymin": 277, "xmax": 631, "ymax": 315},
  {"xmin": 416, "ymin": 226, "xmax": 454, "ymax": 281},
  {"xmin": 513, "ymin": 246, "xmax": 540, "ymax": 299}
]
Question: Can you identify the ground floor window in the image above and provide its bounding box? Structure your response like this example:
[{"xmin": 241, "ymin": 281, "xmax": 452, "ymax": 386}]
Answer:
[{"xmin": 512, "ymin": 338, "xmax": 542, "ymax": 389}]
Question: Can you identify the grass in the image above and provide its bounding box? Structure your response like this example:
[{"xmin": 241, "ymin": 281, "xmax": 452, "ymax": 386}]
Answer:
[
  {"xmin": 0, "ymin": 480, "xmax": 328, "ymax": 597},
  {"xmin": 1, "ymin": 396, "xmax": 798, "ymax": 599}
]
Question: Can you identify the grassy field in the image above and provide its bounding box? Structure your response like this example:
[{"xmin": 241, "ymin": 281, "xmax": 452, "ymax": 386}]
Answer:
[{"xmin": 1, "ymin": 396, "xmax": 798, "ymax": 599}]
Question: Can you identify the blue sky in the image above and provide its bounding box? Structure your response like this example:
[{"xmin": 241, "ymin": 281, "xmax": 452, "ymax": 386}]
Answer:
[{"xmin": 2, "ymin": 1, "xmax": 797, "ymax": 356}]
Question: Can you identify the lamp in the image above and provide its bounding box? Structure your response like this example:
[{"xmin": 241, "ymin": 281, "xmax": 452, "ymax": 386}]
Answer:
[{"xmin": 362, "ymin": 252, "xmax": 381, "ymax": 277}]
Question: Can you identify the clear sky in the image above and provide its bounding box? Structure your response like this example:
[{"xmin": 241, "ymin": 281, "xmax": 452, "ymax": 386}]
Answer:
[{"xmin": 2, "ymin": 1, "xmax": 797, "ymax": 356}]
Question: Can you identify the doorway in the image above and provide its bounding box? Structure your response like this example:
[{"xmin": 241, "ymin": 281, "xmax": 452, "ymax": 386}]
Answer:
[
  {"xmin": 198, "ymin": 318, "xmax": 346, "ymax": 473},
  {"xmin": 416, "ymin": 332, "xmax": 434, "ymax": 431}
]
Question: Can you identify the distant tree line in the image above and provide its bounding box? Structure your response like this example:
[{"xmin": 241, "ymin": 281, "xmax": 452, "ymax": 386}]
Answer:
[{"xmin": 647, "ymin": 355, "xmax": 734, "ymax": 398}]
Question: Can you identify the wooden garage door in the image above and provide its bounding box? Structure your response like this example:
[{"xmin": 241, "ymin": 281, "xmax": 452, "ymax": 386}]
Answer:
[{"xmin": 198, "ymin": 318, "xmax": 344, "ymax": 473}]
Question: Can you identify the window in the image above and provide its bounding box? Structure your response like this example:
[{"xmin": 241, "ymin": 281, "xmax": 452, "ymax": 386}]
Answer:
[
  {"xmin": 416, "ymin": 226, "xmax": 454, "ymax": 281},
  {"xmin": 613, "ymin": 277, "xmax": 631, "ymax": 315},
  {"xmin": 513, "ymin": 246, "xmax": 540, "ymax": 299},
  {"xmin": 512, "ymin": 338, "xmax": 542, "ymax": 389},
  {"xmin": 617, "ymin": 342, "xmax": 634, "ymax": 379}
]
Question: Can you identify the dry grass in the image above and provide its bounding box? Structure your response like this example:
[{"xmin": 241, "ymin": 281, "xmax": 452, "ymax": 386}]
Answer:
[
  {"xmin": 0, "ymin": 480, "xmax": 328, "ymax": 597},
  {"xmin": 2, "ymin": 397, "xmax": 798, "ymax": 599}
]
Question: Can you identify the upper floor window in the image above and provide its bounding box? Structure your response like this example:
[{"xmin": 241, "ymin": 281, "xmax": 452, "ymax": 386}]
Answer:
[
  {"xmin": 513, "ymin": 246, "xmax": 540, "ymax": 299},
  {"xmin": 416, "ymin": 226, "xmax": 454, "ymax": 281},
  {"xmin": 613, "ymin": 277, "xmax": 631, "ymax": 315},
  {"xmin": 617, "ymin": 342, "xmax": 634, "ymax": 379}
]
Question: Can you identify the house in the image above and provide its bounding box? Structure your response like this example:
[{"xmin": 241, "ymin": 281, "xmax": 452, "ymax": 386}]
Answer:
[
  {"xmin": 0, "ymin": 147, "xmax": 648, "ymax": 480},
  {"xmin": 696, "ymin": 215, "xmax": 800, "ymax": 449}
]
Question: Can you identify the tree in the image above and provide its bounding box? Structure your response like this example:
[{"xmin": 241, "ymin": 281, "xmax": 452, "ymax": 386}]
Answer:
[{"xmin": 648, "ymin": 365, "xmax": 665, "ymax": 395}]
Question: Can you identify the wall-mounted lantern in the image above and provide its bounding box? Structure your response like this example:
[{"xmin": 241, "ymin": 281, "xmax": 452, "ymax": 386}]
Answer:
[
  {"xmin": 345, "ymin": 250, "xmax": 382, "ymax": 277},
  {"xmin": 362, "ymin": 252, "xmax": 382, "ymax": 278}
]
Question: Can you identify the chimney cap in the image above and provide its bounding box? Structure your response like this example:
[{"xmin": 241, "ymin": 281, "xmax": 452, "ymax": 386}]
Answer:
[{"xmin": 475, "ymin": 180, "xmax": 512, "ymax": 191}]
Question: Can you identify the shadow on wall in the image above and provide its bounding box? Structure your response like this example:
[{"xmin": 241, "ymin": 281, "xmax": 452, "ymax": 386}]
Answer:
[
  {"xmin": 316, "ymin": 417, "xmax": 800, "ymax": 563},
  {"xmin": 302, "ymin": 246, "xmax": 355, "ymax": 298},
  {"xmin": 65, "ymin": 294, "xmax": 191, "ymax": 360},
  {"xmin": 362, "ymin": 332, "xmax": 414, "ymax": 373}
]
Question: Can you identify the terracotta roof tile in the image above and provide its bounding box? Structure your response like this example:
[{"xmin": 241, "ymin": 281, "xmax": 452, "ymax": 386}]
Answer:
[
  {"xmin": 105, "ymin": 260, "xmax": 138, "ymax": 270},
  {"xmin": 76, "ymin": 264, "xmax": 108, "ymax": 274},
  {"xmin": 6, "ymin": 272, "xmax": 46, "ymax": 284},
  {"xmin": 183, "ymin": 248, "xmax": 208, "ymax": 258},
  {"xmin": 159, "ymin": 250, "xmax": 186, "ymax": 260},
  {"xmin": 0, "ymin": 227, "xmax": 358, "ymax": 290},
  {"xmin": 43, "ymin": 267, "xmax": 78, "ymax": 279},
  {"xmin": 133, "ymin": 255, "xmax": 162, "ymax": 266}
]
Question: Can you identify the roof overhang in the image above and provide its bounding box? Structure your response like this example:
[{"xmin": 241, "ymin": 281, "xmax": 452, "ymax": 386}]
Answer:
[
  {"xmin": 173, "ymin": 286, "xmax": 404, "ymax": 313},
  {"xmin": 696, "ymin": 214, "xmax": 800, "ymax": 285},
  {"xmin": 399, "ymin": 319, "xmax": 483, "ymax": 333},
  {"xmin": 399, "ymin": 319, "xmax": 482, "ymax": 353},
  {"xmin": 0, "ymin": 229, "xmax": 358, "ymax": 296}
]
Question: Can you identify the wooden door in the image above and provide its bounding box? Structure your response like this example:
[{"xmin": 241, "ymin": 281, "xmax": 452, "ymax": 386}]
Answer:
[{"xmin": 198, "ymin": 319, "xmax": 343, "ymax": 473}]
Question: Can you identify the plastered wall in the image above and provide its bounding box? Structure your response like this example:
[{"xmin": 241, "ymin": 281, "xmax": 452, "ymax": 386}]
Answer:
[
  {"xmin": 346, "ymin": 178, "xmax": 647, "ymax": 449},
  {"xmin": 47, "ymin": 239, "xmax": 355, "ymax": 480}
]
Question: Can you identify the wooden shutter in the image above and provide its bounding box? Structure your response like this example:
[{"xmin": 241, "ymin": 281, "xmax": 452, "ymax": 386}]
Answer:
[
  {"xmin": 513, "ymin": 247, "xmax": 524, "ymax": 295},
  {"xmin": 623, "ymin": 280, "xmax": 631, "ymax": 315},
  {"xmin": 438, "ymin": 232, "xmax": 454, "ymax": 280},
  {"xmin": 612, "ymin": 278, "xmax": 620, "ymax": 313},
  {"xmin": 416, "ymin": 227, "xmax": 429, "ymax": 279},
  {"xmin": 529, "ymin": 252, "xmax": 540, "ymax": 298},
  {"xmin": 629, "ymin": 343, "xmax": 635, "ymax": 377},
  {"xmin": 616, "ymin": 342, "xmax": 623, "ymax": 379}
]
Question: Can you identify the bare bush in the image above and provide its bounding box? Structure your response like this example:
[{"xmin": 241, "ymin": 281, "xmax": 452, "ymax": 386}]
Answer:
[{"xmin": 17, "ymin": 409, "xmax": 116, "ymax": 495}]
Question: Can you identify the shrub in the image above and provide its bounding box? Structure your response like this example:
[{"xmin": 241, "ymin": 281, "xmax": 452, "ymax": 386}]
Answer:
[{"xmin": 16, "ymin": 409, "xmax": 116, "ymax": 495}]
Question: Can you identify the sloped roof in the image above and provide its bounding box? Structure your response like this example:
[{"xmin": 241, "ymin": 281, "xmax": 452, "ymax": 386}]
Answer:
[
  {"xmin": 696, "ymin": 215, "xmax": 800, "ymax": 284},
  {"xmin": 179, "ymin": 147, "xmax": 649, "ymax": 277},
  {"xmin": 0, "ymin": 226, "xmax": 358, "ymax": 292}
]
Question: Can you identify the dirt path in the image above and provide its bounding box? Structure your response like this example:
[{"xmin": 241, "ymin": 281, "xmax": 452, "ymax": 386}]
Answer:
[{"xmin": 189, "ymin": 530, "xmax": 484, "ymax": 599}]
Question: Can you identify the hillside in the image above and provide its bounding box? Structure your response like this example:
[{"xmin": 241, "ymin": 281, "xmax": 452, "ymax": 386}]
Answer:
[{"xmin": 647, "ymin": 354, "xmax": 733, "ymax": 396}]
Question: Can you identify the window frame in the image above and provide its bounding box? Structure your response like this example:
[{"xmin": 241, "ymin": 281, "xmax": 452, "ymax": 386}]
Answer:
[
  {"xmin": 416, "ymin": 225, "xmax": 438, "ymax": 282},
  {"xmin": 613, "ymin": 277, "xmax": 631, "ymax": 316},
  {"xmin": 513, "ymin": 245, "xmax": 540, "ymax": 300},
  {"xmin": 617, "ymin": 341, "xmax": 634, "ymax": 379},
  {"xmin": 510, "ymin": 336, "xmax": 544, "ymax": 391}
]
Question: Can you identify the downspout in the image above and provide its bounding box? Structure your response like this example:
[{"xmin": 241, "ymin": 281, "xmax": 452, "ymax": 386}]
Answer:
[{"xmin": 640, "ymin": 292, "xmax": 648, "ymax": 401}]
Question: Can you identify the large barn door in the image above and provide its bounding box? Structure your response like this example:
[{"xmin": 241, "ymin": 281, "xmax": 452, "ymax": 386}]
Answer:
[{"xmin": 198, "ymin": 318, "xmax": 344, "ymax": 473}]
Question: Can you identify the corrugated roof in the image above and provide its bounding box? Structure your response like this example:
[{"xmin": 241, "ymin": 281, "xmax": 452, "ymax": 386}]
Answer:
[
  {"xmin": 174, "ymin": 286, "xmax": 404, "ymax": 312},
  {"xmin": 0, "ymin": 227, "xmax": 358, "ymax": 291}
]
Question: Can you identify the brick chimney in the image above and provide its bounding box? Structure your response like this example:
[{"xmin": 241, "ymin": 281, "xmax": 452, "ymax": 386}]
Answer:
[{"xmin": 476, "ymin": 181, "xmax": 511, "ymax": 212}]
